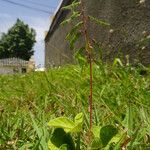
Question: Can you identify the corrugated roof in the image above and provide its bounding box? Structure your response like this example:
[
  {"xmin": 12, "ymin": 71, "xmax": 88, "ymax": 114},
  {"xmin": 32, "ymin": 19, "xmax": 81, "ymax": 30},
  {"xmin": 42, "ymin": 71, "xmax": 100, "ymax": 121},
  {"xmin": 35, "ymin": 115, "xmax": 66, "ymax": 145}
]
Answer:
[{"xmin": 0, "ymin": 58, "xmax": 28, "ymax": 67}]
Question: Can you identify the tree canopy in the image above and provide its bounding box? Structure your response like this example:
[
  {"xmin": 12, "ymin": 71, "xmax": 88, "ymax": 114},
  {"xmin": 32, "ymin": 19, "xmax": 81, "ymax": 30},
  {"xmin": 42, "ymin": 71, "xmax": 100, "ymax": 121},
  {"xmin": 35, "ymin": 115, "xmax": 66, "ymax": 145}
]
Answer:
[{"xmin": 0, "ymin": 19, "xmax": 36, "ymax": 60}]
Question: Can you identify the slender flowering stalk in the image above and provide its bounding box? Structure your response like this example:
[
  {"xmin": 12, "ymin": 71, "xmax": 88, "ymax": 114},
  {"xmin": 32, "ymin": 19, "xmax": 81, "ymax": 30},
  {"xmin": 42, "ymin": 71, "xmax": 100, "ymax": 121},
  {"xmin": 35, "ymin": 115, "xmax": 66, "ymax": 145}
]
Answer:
[
  {"xmin": 80, "ymin": 0, "xmax": 93, "ymax": 131},
  {"xmin": 89, "ymin": 54, "xmax": 93, "ymax": 130}
]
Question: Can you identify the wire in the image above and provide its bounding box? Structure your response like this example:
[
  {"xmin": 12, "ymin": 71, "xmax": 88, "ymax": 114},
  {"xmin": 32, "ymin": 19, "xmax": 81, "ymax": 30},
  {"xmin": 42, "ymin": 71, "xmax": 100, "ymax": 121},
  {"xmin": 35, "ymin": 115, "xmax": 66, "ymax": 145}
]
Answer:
[
  {"xmin": 15, "ymin": 0, "xmax": 56, "ymax": 9},
  {"xmin": 0, "ymin": 0, "xmax": 54, "ymax": 14}
]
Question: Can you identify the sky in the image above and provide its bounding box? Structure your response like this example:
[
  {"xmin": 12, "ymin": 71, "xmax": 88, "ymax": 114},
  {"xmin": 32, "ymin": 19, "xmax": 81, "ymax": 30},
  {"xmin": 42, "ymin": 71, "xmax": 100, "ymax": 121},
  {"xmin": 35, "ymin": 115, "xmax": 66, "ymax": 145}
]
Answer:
[{"xmin": 0, "ymin": 0, "xmax": 61, "ymax": 68}]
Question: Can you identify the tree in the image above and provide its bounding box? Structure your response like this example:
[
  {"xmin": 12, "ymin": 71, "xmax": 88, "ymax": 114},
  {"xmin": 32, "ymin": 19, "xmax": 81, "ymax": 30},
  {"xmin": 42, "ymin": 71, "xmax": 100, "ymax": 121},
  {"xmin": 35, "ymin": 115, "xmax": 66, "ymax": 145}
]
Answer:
[{"xmin": 0, "ymin": 19, "xmax": 36, "ymax": 60}]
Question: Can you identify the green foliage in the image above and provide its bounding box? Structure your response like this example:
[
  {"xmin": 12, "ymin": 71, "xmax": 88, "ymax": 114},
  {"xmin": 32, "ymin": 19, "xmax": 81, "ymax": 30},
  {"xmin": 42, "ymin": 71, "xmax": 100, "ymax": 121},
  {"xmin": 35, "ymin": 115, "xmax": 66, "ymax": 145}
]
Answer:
[
  {"xmin": 89, "ymin": 16, "xmax": 110, "ymax": 26},
  {"xmin": 0, "ymin": 64, "xmax": 150, "ymax": 149},
  {"xmin": 48, "ymin": 128, "xmax": 75, "ymax": 150},
  {"xmin": 48, "ymin": 113, "xmax": 82, "ymax": 149},
  {"xmin": 48, "ymin": 113, "xmax": 83, "ymax": 133},
  {"xmin": 74, "ymin": 48, "xmax": 87, "ymax": 68},
  {"xmin": 62, "ymin": 1, "xmax": 81, "ymax": 11},
  {"xmin": 100, "ymin": 125, "xmax": 118, "ymax": 148},
  {"xmin": 0, "ymin": 1, "xmax": 150, "ymax": 149},
  {"xmin": 0, "ymin": 19, "xmax": 36, "ymax": 60},
  {"xmin": 91, "ymin": 125, "xmax": 101, "ymax": 138},
  {"xmin": 61, "ymin": 0, "xmax": 110, "ymax": 56},
  {"xmin": 90, "ymin": 125, "xmax": 119, "ymax": 149}
]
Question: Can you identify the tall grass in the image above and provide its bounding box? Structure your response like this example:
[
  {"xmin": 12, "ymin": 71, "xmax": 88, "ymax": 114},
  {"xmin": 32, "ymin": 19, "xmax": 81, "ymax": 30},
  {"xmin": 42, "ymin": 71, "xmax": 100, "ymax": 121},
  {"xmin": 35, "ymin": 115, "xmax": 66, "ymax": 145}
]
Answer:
[{"xmin": 0, "ymin": 63, "xmax": 150, "ymax": 149}]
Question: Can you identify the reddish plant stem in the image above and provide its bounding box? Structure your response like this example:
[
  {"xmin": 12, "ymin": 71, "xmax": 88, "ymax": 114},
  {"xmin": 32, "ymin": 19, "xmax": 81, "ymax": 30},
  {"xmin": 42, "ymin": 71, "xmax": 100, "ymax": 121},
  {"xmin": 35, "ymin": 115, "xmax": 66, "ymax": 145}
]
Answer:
[
  {"xmin": 89, "ymin": 55, "xmax": 93, "ymax": 130},
  {"xmin": 80, "ymin": 0, "xmax": 93, "ymax": 131}
]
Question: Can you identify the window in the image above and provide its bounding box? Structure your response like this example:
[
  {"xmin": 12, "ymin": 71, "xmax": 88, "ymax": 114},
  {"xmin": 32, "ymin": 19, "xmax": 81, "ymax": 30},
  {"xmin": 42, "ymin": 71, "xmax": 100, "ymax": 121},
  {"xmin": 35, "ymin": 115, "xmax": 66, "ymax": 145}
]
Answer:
[{"xmin": 22, "ymin": 68, "xmax": 26, "ymax": 73}]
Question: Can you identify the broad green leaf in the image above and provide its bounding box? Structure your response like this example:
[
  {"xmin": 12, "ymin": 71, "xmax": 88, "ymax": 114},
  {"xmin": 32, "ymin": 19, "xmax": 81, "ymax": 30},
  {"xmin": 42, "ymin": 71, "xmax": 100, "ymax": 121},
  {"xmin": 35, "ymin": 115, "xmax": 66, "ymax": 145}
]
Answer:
[
  {"xmin": 48, "ymin": 113, "xmax": 83, "ymax": 133},
  {"xmin": 105, "ymin": 132, "xmax": 127, "ymax": 150},
  {"xmin": 48, "ymin": 117, "xmax": 75, "ymax": 133},
  {"xmin": 50, "ymin": 128, "xmax": 67, "ymax": 148},
  {"xmin": 100, "ymin": 125, "xmax": 118, "ymax": 148},
  {"xmin": 49, "ymin": 128, "xmax": 75, "ymax": 150},
  {"xmin": 59, "ymin": 144, "xmax": 68, "ymax": 150},
  {"xmin": 48, "ymin": 140, "xmax": 59, "ymax": 150}
]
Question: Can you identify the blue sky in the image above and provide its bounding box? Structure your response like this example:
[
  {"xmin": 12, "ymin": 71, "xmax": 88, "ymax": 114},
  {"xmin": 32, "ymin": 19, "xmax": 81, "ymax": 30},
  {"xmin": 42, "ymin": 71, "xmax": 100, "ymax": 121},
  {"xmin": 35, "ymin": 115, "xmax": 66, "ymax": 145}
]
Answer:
[{"xmin": 0, "ymin": 0, "xmax": 61, "ymax": 68}]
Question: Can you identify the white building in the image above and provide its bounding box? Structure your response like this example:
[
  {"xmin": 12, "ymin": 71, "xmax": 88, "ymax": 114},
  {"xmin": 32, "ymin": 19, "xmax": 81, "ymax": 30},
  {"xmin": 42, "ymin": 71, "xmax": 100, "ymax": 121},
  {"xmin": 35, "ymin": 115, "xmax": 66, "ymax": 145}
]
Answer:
[{"xmin": 0, "ymin": 58, "xmax": 29, "ymax": 74}]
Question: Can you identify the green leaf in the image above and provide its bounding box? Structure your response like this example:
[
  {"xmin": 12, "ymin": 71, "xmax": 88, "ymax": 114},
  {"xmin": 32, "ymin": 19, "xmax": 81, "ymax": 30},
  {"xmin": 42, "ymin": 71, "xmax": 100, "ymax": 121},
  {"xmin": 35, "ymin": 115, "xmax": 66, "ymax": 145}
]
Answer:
[
  {"xmin": 48, "ymin": 113, "xmax": 83, "ymax": 133},
  {"xmin": 105, "ymin": 132, "xmax": 127, "ymax": 150},
  {"xmin": 89, "ymin": 15, "xmax": 110, "ymax": 26},
  {"xmin": 19, "ymin": 143, "xmax": 33, "ymax": 150},
  {"xmin": 91, "ymin": 125, "xmax": 101, "ymax": 138},
  {"xmin": 62, "ymin": 1, "xmax": 80, "ymax": 10},
  {"xmin": 74, "ymin": 113, "xmax": 83, "ymax": 124},
  {"xmin": 48, "ymin": 117, "xmax": 75, "ymax": 133},
  {"xmin": 50, "ymin": 128, "xmax": 67, "ymax": 148},
  {"xmin": 70, "ymin": 22, "xmax": 83, "ymax": 35},
  {"xmin": 74, "ymin": 48, "xmax": 87, "ymax": 68},
  {"xmin": 48, "ymin": 140, "xmax": 59, "ymax": 150},
  {"xmin": 66, "ymin": 21, "xmax": 83, "ymax": 40},
  {"xmin": 49, "ymin": 128, "xmax": 75, "ymax": 150},
  {"xmin": 90, "ymin": 137, "xmax": 101, "ymax": 150},
  {"xmin": 69, "ymin": 32, "xmax": 81, "ymax": 50},
  {"xmin": 30, "ymin": 113, "xmax": 48, "ymax": 150},
  {"xmin": 59, "ymin": 144, "xmax": 68, "ymax": 150},
  {"xmin": 61, "ymin": 12, "xmax": 81, "ymax": 25},
  {"xmin": 72, "ymin": 113, "xmax": 83, "ymax": 132},
  {"xmin": 61, "ymin": 18, "xmax": 71, "ymax": 26},
  {"xmin": 113, "ymin": 58, "xmax": 123, "ymax": 67},
  {"xmin": 100, "ymin": 125, "xmax": 118, "ymax": 148},
  {"xmin": 122, "ymin": 105, "xmax": 135, "ymax": 136}
]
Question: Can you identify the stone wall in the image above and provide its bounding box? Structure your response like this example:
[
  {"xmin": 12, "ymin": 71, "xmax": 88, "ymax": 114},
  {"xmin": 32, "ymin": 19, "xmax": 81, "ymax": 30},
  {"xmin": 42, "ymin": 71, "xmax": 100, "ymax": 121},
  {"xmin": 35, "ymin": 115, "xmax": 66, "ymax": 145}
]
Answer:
[{"xmin": 45, "ymin": 0, "xmax": 150, "ymax": 68}]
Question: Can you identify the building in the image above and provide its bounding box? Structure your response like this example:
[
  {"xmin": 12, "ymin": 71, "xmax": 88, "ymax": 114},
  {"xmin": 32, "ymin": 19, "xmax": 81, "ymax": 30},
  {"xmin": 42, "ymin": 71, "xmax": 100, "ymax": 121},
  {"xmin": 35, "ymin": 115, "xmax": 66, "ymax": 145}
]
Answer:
[
  {"xmin": 0, "ymin": 57, "xmax": 35, "ymax": 74},
  {"xmin": 45, "ymin": 0, "xmax": 150, "ymax": 68}
]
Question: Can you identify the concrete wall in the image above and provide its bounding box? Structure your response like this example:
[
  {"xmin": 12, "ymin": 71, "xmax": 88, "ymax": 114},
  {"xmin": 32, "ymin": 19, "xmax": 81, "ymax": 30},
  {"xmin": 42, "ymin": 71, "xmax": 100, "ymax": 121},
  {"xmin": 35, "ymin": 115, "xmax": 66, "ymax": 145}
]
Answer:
[
  {"xmin": 0, "ymin": 67, "xmax": 14, "ymax": 74},
  {"xmin": 45, "ymin": 12, "xmax": 73, "ymax": 67},
  {"xmin": 0, "ymin": 67, "xmax": 24, "ymax": 74},
  {"xmin": 45, "ymin": 0, "xmax": 150, "ymax": 67}
]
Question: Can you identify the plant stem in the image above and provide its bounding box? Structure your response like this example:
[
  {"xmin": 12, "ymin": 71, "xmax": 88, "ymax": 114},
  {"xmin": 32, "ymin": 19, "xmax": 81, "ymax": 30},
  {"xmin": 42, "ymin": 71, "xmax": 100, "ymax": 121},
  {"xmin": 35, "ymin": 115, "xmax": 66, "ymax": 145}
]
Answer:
[
  {"xmin": 80, "ymin": 0, "xmax": 93, "ymax": 131},
  {"xmin": 89, "ymin": 55, "xmax": 93, "ymax": 130}
]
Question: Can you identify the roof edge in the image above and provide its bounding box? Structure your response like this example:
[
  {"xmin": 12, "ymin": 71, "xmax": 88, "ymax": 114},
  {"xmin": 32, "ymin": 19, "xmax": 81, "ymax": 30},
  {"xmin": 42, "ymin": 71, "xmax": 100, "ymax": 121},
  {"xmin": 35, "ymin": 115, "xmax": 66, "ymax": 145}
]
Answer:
[{"xmin": 44, "ymin": 0, "xmax": 73, "ymax": 41}]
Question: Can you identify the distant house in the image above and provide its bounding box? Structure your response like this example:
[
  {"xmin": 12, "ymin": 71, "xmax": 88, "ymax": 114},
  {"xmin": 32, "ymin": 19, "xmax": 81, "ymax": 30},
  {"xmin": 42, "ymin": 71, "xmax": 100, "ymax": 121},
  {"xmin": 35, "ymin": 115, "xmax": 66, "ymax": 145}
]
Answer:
[
  {"xmin": 0, "ymin": 58, "xmax": 34, "ymax": 74},
  {"xmin": 45, "ymin": 0, "xmax": 150, "ymax": 68}
]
